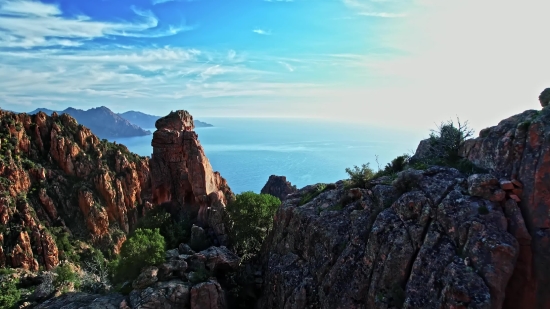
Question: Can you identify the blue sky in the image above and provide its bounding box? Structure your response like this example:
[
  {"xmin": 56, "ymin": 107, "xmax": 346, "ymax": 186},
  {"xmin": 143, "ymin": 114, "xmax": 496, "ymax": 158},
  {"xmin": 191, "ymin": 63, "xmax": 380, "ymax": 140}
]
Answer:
[{"xmin": 1, "ymin": 0, "xmax": 549, "ymax": 131}]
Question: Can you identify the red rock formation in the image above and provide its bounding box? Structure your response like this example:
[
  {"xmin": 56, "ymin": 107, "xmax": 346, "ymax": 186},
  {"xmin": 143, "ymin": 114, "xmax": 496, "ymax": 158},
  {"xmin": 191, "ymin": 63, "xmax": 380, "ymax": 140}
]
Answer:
[
  {"xmin": 150, "ymin": 111, "xmax": 233, "ymax": 240},
  {"xmin": 0, "ymin": 109, "xmax": 151, "ymax": 269},
  {"xmin": 461, "ymin": 107, "xmax": 550, "ymax": 308}
]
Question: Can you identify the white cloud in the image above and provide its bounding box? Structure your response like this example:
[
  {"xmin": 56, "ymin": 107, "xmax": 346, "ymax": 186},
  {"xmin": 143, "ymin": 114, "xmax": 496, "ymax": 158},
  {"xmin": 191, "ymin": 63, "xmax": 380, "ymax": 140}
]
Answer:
[
  {"xmin": 342, "ymin": 0, "xmax": 407, "ymax": 18},
  {"xmin": 278, "ymin": 61, "xmax": 294, "ymax": 72},
  {"xmin": 253, "ymin": 29, "xmax": 271, "ymax": 35},
  {"xmin": 227, "ymin": 49, "xmax": 237, "ymax": 60},
  {"xmin": 357, "ymin": 12, "xmax": 406, "ymax": 18},
  {"xmin": 0, "ymin": 0, "xmax": 192, "ymax": 48}
]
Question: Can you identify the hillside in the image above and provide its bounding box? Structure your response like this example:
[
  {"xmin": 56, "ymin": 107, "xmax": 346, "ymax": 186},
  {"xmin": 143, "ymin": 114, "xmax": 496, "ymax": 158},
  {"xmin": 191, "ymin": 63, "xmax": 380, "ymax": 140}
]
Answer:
[
  {"xmin": 28, "ymin": 107, "xmax": 151, "ymax": 139},
  {"xmin": 118, "ymin": 110, "xmax": 213, "ymax": 129}
]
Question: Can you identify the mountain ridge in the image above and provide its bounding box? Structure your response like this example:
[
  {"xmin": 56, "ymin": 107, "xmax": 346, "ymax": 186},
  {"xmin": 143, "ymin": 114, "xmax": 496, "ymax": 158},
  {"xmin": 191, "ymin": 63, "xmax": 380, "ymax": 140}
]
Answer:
[{"xmin": 27, "ymin": 106, "xmax": 150, "ymax": 139}]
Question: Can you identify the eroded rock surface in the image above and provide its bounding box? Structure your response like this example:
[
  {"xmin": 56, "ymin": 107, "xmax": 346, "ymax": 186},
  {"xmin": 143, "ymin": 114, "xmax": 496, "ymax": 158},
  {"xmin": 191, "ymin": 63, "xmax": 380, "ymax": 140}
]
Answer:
[
  {"xmin": 461, "ymin": 107, "xmax": 550, "ymax": 308},
  {"xmin": 259, "ymin": 167, "xmax": 520, "ymax": 309},
  {"xmin": 150, "ymin": 111, "xmax": 233, "ymax": 244}
]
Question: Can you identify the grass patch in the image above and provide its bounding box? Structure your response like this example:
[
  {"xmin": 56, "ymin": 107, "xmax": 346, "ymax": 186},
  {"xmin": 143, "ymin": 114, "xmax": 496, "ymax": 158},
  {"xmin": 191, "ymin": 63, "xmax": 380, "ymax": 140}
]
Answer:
[{"xmin": 299, "ymin": 183, "xmax": 327, "ymax": 206}]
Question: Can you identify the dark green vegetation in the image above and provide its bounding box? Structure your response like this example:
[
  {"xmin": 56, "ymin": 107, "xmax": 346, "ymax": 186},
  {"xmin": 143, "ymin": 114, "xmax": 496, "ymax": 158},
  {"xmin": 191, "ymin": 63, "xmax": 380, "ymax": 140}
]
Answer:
[
  {"xmin": 0, "ymin": 277, "xmax": 21, "ymax": 309},
  {"xmin": 226, "ymin": 191, "xmax": 281, "ymax": 259},
  {"xmin": 421, "ymin": 118, "xmax": 485, "ymax": 174},
  {"xmin": 345, "ymin": 118, "xmax": 483, "ymax": 189},
  {"xmin": 135, "ymin": 208, "xmax": 191, "ymax": 250},
  {"xmin": 54, "ymin": 264, "xmax": 81, "ymax": 292},
  {"xmin": 110, "ymin": 228, "xmax": 166, "ymax": 284}
]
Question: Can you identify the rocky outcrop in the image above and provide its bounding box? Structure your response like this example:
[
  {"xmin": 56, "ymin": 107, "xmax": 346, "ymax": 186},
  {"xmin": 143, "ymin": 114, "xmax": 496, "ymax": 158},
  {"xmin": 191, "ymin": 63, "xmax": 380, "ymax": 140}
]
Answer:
[
  {"xmin": 539, "ymin": 88, "xmax": 550, "ymax": 107},
  {"xmin": 460, "ymin": 106, "xmax": 550, "ymax": 308},
  {"xmin": 259, "ymin": 167, "xmax": 521, "ymax": 309},
  {"xmin": 150, "ymin": 111, "xmax": 233, "ymax": 243},
  {"xmin": 0, "ymin": 109, "xmax": 151, "ymax": 269},
  {"xmin": 34, "ymin": 292, "xmax": 126, "ymax": 309},
  {"xmin": 261, "ymin": 175, "xmax": 297, "ymax": 201}
]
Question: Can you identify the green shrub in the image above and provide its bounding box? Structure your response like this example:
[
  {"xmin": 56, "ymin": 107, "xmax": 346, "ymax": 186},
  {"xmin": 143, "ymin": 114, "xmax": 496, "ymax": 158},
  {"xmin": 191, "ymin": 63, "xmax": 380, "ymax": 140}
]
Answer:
[
  {"xmin": 49, "ymin": 227, "xmax": 79, "ymax": 263},
  {"xmin": 136, "ymin": 208, "xmax": 191, "ymax": 249},
  {"xmin": 345, "ymin": 163, "xmax": 375, "ymax": 188},
  {"xmin": 0, "ymin": 268, "xmax": 15, "ymax": 276},
  {"xmin": 226, "ymin": 192, "xmax": 280, "ymax": 259},
  {"xmin": 374, "ymin": 154, "xmax": 411, "ymax": 178},
  {"xmin": 54, "ymin": 264, "xmax": 81, "ymax": 291},
  {"xmin": 112, "ymin": 228, "xmax": 166, "ymax": 283},
  {"xmin": 0, "ymin": 278, "xmax": 20, "ymax": 309}
]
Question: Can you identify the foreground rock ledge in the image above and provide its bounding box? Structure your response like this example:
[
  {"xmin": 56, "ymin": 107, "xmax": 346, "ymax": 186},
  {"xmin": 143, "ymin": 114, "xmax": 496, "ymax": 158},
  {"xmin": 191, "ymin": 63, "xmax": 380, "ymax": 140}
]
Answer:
[{"xmin": 259, "ymin": 167, "xmax": 522, "ymax": 309}]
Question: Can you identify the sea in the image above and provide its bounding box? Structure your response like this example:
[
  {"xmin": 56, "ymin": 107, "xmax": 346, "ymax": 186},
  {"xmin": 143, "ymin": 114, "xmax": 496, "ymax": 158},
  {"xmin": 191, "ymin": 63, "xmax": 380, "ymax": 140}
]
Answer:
[{"xmin": 113, "ymin": 118, "xmax": 427, "ymax": 194}]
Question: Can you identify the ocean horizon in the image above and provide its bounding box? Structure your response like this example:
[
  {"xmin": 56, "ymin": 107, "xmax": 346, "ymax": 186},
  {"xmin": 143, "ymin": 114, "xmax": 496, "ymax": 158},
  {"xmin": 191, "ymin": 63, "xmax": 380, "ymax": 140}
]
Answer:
[{"xmin": 114, "ymin": 117, "xmax": 427, "ymax": 194}]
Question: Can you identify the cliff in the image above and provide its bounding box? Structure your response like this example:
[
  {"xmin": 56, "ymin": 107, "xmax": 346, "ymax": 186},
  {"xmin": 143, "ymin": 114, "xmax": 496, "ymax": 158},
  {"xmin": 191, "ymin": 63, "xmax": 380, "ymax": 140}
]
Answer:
[
  {"xmin": 258, "ymin": 106, "xmax": 550, "ymax": 308},
  {"xmin": 0, "ymin": 110, "xmax": 151, "ymax": 271},
  {"xmin": 150, "ymin": 111, "xmax": 233, "ymax": 244},
  {"xmin": 461, "ymin": 107, "xmax": 550, "ymax": 308}
]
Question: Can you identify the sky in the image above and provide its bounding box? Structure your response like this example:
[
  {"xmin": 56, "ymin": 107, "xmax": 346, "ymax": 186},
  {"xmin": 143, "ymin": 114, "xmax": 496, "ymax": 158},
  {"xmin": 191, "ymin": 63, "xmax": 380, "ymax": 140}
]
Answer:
[{"xmin": 1, "ymin": 0, "xmax": 549, "ymax": 133}]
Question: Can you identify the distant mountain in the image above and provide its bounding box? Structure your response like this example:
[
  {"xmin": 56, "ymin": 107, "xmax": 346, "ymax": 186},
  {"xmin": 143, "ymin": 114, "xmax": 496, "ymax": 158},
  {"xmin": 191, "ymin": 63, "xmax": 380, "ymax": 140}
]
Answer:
[
  {"xmin": 118, "ymin": 110, "xmax": 213, "ymax": 129},
  {"xmin": 28, "ymin": 106, "xmax": 151, "ymax": 139}
]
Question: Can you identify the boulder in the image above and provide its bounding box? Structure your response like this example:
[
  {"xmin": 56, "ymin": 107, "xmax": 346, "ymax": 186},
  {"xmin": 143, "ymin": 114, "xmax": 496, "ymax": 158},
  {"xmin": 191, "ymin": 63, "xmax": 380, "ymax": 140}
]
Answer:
[
  {"xmin": 199, "ymin": 246, "xmax": 240, "ymax": 273},
  {"xmin": 132, "ymin": 266, "xmax": 159, "ymax": 290},
  {"xmin": 260, "ymin": 175, "xmax": 297, "ymax": 201},
  {"xmin": 539, "ymin": 88, "xmax": 550, "ymax": 107},
  {"xmin": 129, "ymin": 280, "xmax": 191, "ymax": 309},
  {"xmin": 190, "ymin": 280, "xmax": 227, "ymax": 309}
]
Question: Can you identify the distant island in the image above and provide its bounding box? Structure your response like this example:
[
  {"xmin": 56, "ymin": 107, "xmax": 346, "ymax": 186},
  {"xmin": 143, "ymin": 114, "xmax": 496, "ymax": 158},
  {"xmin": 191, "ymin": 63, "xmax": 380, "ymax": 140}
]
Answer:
[
  {"xmin": 24, "ymin": 107, "xmax": 213, "ymax": 139},
  {"xmin": 118, "ymin": 110, "xmax": 213, "ymax": 129}
]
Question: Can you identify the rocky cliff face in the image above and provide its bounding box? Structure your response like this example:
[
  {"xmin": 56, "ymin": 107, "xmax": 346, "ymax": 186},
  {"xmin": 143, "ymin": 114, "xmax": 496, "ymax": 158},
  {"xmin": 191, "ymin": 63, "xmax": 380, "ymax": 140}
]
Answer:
[
  {"xmin": 460, "ymin": 107, "xmax": 550, "ymax": 308},
  {"xmin": 150, "ymin": 111, "xmax": 233, "ymax": 244},
  {"xmin": 0, "ymin": 110, "xmax": 151, "ymax": 270},
  {"xmin": 258, "ymin": 167, "xmax": 524, "ymax": 309},
  {"xmin": 261, "ymin": 175, "xmax": 297, "ymax": 201}
]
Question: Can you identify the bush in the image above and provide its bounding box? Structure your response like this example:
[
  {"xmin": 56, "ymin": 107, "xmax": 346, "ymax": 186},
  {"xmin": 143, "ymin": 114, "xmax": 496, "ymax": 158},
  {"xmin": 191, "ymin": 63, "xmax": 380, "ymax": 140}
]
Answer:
[
  {"xmin": 345, "ymin": 163, "xmax": 376, "ymax": 188},
  {"xmin": 136, "ymin": 208, "xmax": 191, "ymax": 249},
  {"xmin": 54, "ymin": 264, "xmax": 81, "ymax": 292},
  {"xmin": 428, "ymin": 118, "xmax": 473, "ymax": 163},
  {"xmin": 112, "ymin": 228, "xmax": 166, "ymax": 283},
  {"xmin": 226, "ymin": 192, "xmax": 280, "ymax": 259},
  {"xmin": 374, "ymin": 154, "xmax": 411, "ymax": 178},
  {"xmin": 0, "ymin": 278, "xmax": 20, "ymax": 309}
]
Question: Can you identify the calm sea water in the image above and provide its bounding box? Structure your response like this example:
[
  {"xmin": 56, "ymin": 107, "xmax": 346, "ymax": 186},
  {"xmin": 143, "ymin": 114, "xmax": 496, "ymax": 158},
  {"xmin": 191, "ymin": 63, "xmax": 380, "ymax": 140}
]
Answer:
[{"xmin": 113, "ymin": 118, "xmax": 426, "ymax": 194}]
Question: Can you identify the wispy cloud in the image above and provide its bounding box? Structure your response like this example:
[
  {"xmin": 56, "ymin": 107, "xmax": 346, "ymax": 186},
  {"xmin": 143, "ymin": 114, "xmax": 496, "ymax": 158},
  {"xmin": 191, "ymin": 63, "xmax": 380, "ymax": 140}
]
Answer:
[
  {"xmin": 253, "ymin": 29, "xmax": 271, "ymax": 35},
  {"xmin": 278, "ymin": 61, "xmax": 294, "ymax": 72},
  {"xmin": 358, "ymin": 12, "xmax": 407, "ymax": 18},
  {"xmin": 0, "ymin": 0, "xmax": 193, "ymax": 48},
  {"xmin": 342, "ymin": 0, "xmax": 407, "ymax": 18},
  {"xmin": 152, "ymin": 0, "xmax": 198, "ymax": 5}
]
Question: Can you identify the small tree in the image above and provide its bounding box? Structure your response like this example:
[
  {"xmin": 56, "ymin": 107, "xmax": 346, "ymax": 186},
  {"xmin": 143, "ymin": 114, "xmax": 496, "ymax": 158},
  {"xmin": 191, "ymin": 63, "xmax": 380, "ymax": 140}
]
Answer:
[
  {"xmin": 428, "ymin": 118, "xmax": 474, "ymax": 163},
  {"xmin": 345, "ymin": 163, "xmax": 376, "ymax": 188},
  {"xmin": 112, "ymin": 228, "xmax": 166, "ymax": 283},
  {"xmin": 226, "ymin": 192, "xmax": 280, "ymax": 259}
]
